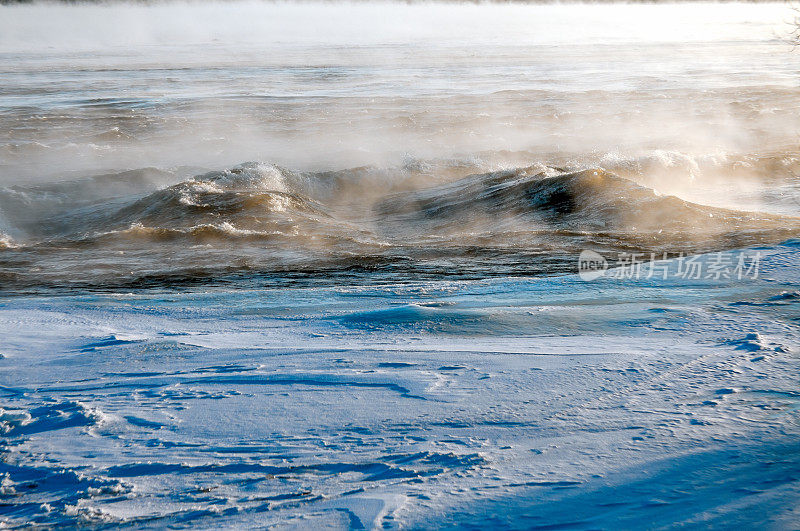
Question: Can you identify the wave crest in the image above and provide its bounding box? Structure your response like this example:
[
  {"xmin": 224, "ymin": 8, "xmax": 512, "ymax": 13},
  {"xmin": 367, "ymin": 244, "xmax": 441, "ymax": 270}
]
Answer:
[
  {"xmin": 1, "ymin": 159, "xmax": 798, "ymax": 292},
  {"xmin": 96, "ymin": 222, "xmax": 284, "ymax": 243},
  {"xmin": 377, "ymin": 167, "xmax": 790, "ymax": 235}
]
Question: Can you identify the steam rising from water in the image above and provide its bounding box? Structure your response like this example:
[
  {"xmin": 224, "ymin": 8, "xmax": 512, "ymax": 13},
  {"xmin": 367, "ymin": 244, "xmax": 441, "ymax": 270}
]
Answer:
[
  {"xmin": 1, "ymin": 2, "xmax": 798, "ymax": 177},
  {"xmin": 1, "ymin": 2, "xmax": 793, "ymax": 51},
  {"xmin": 0, "ymin": 160, "xmax": 798, "ymax": 292},
  {"xmin": 0, "ymin": 1, "xmax": 799, "ymax": 291}
]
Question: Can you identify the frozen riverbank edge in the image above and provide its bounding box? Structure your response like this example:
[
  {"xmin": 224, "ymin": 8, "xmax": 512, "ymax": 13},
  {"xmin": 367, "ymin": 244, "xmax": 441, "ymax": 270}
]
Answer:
[{"xmin": 1, "ymin": 241, "xmax": 799, "ymax": 528}]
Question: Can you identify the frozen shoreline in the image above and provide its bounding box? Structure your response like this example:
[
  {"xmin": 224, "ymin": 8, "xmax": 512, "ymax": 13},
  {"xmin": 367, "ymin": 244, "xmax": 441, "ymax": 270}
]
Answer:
[{"xmin": 1, "ymin": 242, "xmax": 798, "ymax": 527}]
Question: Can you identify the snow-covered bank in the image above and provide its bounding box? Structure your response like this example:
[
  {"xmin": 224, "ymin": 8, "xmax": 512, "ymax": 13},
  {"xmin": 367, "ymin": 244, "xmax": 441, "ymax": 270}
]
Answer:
[{"xmin": 1, "ymin": 242, "xmax": 799, "ymax": 527}]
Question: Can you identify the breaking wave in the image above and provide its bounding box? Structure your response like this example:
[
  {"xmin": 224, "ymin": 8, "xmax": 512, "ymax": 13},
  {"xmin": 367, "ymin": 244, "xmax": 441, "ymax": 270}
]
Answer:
[
  {"xmin": 0, "ymin": 156, "xmax": 798, "ymax": 292},
  {"xmin": 376, "ymin": 167, "xmax": 791, "ymax": 237}
]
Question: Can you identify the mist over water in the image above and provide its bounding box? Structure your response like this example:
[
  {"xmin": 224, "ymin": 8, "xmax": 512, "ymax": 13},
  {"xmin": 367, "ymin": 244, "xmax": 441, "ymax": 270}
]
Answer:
[{"xmin": 1, "ymin": 1, "xmax": 799, "ymax": 291}]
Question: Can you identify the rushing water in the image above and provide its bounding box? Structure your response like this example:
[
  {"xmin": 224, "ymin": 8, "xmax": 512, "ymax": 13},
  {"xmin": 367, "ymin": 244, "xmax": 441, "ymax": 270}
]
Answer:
[{"xmin": 0, "ymin": 1, "xmax": 799, "ymax": 292}]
